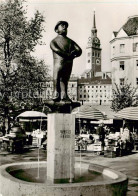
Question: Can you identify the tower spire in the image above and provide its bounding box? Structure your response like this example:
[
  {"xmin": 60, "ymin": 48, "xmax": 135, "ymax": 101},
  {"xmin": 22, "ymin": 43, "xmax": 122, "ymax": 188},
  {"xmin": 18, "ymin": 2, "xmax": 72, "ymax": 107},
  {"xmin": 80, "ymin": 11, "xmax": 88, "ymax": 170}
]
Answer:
[
  {"xmin": 93, "ymin": 10, "xmax": 96, "ymax": 28},
  {"xmin": 92, "ymin": 11, "xmax": 97, "ymax": 37}
]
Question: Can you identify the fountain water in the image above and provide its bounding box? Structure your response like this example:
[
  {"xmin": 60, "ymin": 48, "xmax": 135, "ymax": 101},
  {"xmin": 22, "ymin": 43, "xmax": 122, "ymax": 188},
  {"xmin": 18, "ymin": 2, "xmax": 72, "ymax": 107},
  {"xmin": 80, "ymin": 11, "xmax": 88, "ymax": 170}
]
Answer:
[{"xmin": 0, "ymin": 160, "xmax": 128, "ymax": 196}]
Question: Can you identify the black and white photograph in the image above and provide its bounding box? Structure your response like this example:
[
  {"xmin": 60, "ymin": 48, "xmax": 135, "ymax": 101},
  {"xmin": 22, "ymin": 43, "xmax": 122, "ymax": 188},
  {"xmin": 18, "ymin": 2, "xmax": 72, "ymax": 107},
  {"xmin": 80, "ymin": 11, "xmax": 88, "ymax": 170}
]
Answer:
[{"xmin": 0, "ymin": 0, "xmax": 138, "ymax": 195}]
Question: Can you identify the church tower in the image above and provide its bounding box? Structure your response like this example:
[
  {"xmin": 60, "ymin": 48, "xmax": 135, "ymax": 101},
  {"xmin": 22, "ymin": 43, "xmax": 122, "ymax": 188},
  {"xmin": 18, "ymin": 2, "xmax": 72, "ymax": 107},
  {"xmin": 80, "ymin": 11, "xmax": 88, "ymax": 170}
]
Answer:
[{"xmin": 86, "ymin": 11, "xmax": 102, "ymax": 77}]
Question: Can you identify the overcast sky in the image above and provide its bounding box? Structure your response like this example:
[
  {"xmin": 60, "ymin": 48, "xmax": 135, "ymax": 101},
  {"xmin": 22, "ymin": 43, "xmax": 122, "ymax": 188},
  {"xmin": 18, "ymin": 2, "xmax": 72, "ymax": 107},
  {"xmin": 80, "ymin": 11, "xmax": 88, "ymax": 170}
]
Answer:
[{"xmin": 26, "ymin": 0, "xmax": 138, "ymax": 76}]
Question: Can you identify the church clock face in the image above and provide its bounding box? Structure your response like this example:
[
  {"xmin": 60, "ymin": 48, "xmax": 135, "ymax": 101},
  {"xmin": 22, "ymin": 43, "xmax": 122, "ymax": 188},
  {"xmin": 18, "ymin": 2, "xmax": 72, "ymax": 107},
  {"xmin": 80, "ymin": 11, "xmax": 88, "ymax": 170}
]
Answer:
[
  {"xmin": 95, "ymin": 38, "xmax": 98, "ymax": 43},
  {"xmin": 96, "ymin": 59, "xmax": 100, "ymax": 64}
]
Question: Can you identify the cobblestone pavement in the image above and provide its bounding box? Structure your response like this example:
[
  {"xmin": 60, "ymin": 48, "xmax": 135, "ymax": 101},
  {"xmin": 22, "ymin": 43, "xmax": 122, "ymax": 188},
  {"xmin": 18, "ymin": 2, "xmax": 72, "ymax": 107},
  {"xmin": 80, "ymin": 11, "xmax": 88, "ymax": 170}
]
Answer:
[{"xmin": 0, "ymin": 148, "xmax": 138, "ymax": 196}]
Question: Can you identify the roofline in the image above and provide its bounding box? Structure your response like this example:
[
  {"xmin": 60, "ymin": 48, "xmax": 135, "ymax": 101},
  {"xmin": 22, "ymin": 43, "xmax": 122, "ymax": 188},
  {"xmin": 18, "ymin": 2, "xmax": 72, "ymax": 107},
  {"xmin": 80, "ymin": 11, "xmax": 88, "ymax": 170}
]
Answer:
[
  {"xmin": 128, "ymin": 15, "xmax": 138, "ymax": 19},
  {"xmin": 110, "ymin": 35, "xmax": 138, "ymax": 43}
]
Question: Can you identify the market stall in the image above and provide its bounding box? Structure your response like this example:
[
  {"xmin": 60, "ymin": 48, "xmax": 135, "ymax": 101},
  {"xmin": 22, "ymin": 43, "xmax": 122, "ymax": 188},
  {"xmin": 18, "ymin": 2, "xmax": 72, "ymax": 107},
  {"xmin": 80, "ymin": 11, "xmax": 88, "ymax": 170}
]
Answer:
[
  {"xmin": 17, "ymin": 111, "xmax": 47, "ymax": 146},
  {"xmin": 72, "ymin": 105, "xmax": 105, "ymax": 134},
  {"xmin": 115, "ymin": 106, "xmax": 138, "ymax": 151}
]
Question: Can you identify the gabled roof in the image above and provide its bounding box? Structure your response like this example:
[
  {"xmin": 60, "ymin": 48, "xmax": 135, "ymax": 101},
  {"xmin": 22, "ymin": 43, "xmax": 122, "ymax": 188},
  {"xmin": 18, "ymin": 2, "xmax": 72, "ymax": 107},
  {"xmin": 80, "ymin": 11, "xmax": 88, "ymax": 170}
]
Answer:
[
  {"xmin": 113, "ymin": 15, "xmax": 138, "ymax": 38},
  {"xmin": 117, "ymin": 28, "xmax": 128, "ymax": 38},
  {"xmin": 123, "ymin": 16, "xmax": 138, "ymax": 36}
]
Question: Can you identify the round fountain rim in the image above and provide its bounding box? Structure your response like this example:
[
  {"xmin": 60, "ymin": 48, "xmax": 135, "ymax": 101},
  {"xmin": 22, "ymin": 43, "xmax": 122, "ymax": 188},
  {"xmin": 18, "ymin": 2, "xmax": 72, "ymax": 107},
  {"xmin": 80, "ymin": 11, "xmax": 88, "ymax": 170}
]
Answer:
[{"xmin": 0, "ymin": 161, "xmax": 127, "ymax": 187}]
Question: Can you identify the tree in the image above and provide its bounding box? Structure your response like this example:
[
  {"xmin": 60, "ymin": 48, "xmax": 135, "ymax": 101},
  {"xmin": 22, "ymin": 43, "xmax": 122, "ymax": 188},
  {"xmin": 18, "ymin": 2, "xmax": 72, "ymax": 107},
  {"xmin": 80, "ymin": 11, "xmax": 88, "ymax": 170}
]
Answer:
[
  {"xmin": 0, "ymin": 0, "xmax": 48, "ymax": 131},
  {"xmin": 111, "ymin": 82, "xmax": 138, "ymax": 112}
]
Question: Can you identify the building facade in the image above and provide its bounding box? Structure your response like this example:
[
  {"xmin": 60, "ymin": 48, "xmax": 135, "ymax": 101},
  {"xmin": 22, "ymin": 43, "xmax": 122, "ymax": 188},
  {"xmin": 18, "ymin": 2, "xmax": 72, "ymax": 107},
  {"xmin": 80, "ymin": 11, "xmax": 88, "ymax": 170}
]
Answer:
[
  {"xmin": 78, "ymin": 76, "xmax": 112, "ymax": 105},
  {"xmin": 110, "ymin": 15, "xmax": 138, "ymax": 91}
]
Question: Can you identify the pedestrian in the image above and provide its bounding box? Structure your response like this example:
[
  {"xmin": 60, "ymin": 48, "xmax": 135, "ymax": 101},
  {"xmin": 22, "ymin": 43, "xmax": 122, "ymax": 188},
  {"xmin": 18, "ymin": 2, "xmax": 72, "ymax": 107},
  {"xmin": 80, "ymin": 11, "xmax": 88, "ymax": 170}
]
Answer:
[{"xmin": 96, "ymin": 123, "xmax": 105, "ymax": 150}]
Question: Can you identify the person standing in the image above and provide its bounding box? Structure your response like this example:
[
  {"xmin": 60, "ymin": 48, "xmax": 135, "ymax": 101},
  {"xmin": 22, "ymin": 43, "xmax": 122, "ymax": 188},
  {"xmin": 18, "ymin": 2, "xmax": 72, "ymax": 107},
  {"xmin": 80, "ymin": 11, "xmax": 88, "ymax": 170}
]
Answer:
[{"xmin": 96, "ymin": 123, "xmax": 105, "ymax": 151}]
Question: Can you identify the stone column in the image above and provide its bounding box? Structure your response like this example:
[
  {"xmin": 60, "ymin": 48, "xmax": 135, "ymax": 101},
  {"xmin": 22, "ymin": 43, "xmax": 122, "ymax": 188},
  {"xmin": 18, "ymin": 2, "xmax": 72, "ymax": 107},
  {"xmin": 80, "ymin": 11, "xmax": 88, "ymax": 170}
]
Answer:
[{"xmin": 47, "ymin": 113, "xmax": 75, "ymax": 183}]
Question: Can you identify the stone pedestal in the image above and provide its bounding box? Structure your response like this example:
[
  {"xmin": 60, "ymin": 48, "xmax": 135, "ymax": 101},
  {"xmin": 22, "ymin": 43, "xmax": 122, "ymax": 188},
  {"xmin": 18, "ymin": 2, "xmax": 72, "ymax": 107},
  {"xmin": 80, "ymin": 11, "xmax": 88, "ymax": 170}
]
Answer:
[
  {"xmin": 47, "ymin": 113, "xmax": 75, "ymax": 183},
  {"xmin": 44, "ymin": 100, "xmax": 80, "ymax": 113}
]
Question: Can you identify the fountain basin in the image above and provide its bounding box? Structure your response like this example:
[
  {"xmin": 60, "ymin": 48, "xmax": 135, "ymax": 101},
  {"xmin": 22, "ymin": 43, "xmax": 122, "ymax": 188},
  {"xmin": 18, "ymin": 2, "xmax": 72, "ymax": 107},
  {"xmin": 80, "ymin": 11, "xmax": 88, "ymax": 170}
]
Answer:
[{"xmin": 0, "ymin": 161, "xmax": 128, "ymax": 196}]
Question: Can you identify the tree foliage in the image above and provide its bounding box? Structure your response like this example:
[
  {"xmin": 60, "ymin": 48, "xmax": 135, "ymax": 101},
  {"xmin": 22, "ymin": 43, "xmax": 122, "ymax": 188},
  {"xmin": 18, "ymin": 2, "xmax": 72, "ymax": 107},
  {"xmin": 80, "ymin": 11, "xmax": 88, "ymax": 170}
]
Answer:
[
  {"xmin": 0, "ymin": 0, "xmax": 48, "ymax": 129},
  {"xmin": 111, "ymin": 82, "xmax": 138, "ymax": 112}
]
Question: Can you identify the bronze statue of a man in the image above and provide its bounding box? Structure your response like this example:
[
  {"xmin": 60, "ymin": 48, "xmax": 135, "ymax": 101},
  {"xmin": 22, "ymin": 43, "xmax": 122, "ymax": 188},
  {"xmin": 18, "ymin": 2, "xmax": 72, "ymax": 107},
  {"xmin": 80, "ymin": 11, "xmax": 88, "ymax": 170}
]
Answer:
[{"xmin": 50, "ymin": 21, "xmax": 82, "ymax": 102}]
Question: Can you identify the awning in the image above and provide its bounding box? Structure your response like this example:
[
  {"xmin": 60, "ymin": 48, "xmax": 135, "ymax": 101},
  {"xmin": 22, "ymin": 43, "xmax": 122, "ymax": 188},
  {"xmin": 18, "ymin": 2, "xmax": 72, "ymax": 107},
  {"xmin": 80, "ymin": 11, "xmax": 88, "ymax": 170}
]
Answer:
[
  {"xmin": 114, "ymin": 106, "xmax": 138, "ymax": 120},
  {"xmin": 72, "ymin": 105, "xmax": 105, "ymax": 120}
]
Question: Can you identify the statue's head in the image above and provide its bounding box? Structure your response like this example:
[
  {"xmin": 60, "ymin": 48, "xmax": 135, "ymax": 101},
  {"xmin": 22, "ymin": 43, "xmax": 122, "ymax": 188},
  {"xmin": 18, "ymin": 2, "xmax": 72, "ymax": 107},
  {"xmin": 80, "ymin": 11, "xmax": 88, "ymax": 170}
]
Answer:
[{"xmin": 54, "ymin": 21, "xmax": 68, "ymax": 35}]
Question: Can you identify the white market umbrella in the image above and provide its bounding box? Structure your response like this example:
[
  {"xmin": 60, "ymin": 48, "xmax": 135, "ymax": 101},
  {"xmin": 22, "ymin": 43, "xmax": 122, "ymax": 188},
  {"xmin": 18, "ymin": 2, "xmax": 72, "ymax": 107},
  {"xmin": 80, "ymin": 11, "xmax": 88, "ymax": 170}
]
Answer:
[
  {"xmin": 115, "ymin": 106, "xmax": 138, "ymax": 120},
  {"xmin": 72, "ymin": 105, "xmax": 105, "ymax": 120},
  {"xmin": 17, "ymin": 111, "xmax": 47, "ymax": 122}
]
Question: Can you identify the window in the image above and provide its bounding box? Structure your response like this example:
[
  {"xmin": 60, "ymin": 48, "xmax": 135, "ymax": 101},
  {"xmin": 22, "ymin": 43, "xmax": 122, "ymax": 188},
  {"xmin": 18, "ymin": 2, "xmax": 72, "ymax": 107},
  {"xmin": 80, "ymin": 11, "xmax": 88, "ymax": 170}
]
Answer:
[
  {"xmin": 103, "ymin": 73, "xmax": 106, "ymax": 79},
  {"xmin": 80, "ymin": 95, "xmax": 82, "ymax": 98},
  {"xmin": 120, "ymin": 61, "xmax": 125, "ymax": 70},
  {"xmin": 136, "ymin": 78, "xmax": 138, "ymax": 85},
  {"xmin": 88, "ymin": 52, "xmax": 90, "ymax": 57},
  {"xmin": 92, "ymin": 52, "xmax": 94, "ymax": 56},
  {"xmin": 120, "ymin": 44, "xmax": 125, "ymax": 53},
  {"xmin": 88, "ymin": 60, "xmax": 90, "ymax": 63},
  {"xmin": 136, "ymin": 60, "xmax": 138, "ymax": 69},
  {"xmin": 120, "ymin": 78, "xmax": 124, "ymax": 85},
  {"xmin": 133, "ymin": 43, "xmax": 138, "ymax": 52},
  {"xmin": 136, "ymin": 43, "xmax": 138, "ymax": 52}
]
